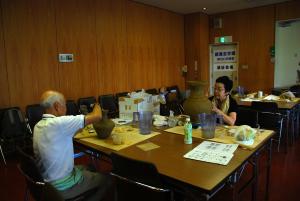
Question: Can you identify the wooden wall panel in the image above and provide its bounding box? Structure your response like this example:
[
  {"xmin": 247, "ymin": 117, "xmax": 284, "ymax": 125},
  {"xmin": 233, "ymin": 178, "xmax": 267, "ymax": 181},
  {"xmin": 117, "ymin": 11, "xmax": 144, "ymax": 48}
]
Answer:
[
  {"xmin": 55, "ymin": 0, "xmax": 98, "ymax": 100},
  {"xmin": 127, "ymin": 1, "xmax": 185, "ymax": 91},
  {"xmin": 2, "ymin": 0, "xmax": 58, "ymax": 109},
  {"xmin": 168, "ymin": 13, "xmax": 185, "ymax": 89},
  {"xmin": 198, "ymin": 13, "xmax": 209, "ymax": 82},
  {"xmin": 127, "ymin": 2, "xmax": 154, "ymax": 91},
  {"xmin": 209, "ymin": 5, "xmax": 275, "ymax": 92},
  {"xmin": 276, "ymin": 0, "xmax": 300, "ymax": 21},
  {"xmin": 185, "ymin": 13, "xmax": 200, "ymax": 81},
  {"xmin": 184, "ymin": 13, "xmax": 209, "ymax": 82},
  {"xmin": 96, "ymin": 0, "xmax": 128, "ymax": 95},
  {"xmin": 0, "ymin": 0, "xmax": 185, "ymax": 110},
  {"xmin": 0, "ymin": 2, "xmax": 10, "ymax": 108}
]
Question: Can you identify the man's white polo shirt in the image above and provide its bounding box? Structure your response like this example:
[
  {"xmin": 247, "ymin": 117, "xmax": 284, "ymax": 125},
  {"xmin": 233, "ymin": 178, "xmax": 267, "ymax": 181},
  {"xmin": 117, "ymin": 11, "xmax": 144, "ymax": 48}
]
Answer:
[{"xmin": 33, "ymin": 114, "xmax": 84, "ymax": 182}]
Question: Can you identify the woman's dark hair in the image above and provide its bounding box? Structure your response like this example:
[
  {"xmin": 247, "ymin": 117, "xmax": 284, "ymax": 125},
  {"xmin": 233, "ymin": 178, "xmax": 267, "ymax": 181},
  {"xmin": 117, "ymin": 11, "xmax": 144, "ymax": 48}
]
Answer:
[{"xmin": 216, "ymin": 76, "xmax": 233, "ymax": 92}]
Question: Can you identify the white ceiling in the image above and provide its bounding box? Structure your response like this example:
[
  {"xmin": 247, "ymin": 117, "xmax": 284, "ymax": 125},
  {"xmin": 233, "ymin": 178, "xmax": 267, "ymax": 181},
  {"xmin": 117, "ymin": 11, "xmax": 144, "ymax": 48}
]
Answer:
[{"xmin": 133, "ymin": 0, "xmax": 289, "ymax": 14}]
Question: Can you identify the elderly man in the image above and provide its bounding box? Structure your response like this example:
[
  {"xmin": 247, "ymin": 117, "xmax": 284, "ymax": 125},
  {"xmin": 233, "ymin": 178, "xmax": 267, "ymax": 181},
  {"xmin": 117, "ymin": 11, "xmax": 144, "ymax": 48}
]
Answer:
[{"xmin": 33, "ymin": 90, "xmax": 111, "ymax": 201}]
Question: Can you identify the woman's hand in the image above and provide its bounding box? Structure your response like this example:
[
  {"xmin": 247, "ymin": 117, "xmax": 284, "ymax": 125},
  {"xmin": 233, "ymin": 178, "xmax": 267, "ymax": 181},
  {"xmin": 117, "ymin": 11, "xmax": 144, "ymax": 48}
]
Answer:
[{"xmin": 211, "ymin": 103, "xmax": 223, "ymax": 115}]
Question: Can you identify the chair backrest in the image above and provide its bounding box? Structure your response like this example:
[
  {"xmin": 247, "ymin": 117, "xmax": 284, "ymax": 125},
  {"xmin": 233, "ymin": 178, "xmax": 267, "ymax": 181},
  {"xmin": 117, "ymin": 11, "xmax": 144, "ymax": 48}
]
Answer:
[
  {"xmin": 250, "ymin": 102, "xmax": 283, "ymax": 131},
  {"xmin": 110, "ymin": 152, "xmax": 173, "ymax": 201},
  {"xmin": 98, "ymin": 94, "xmax": 118, "ymax": 118},
  {"xmin": 251, "ymin": 101, "xmax": 278, "ymax": 112},
  {"xmin": 1, "ymin": 108, "xmax": 28, "ymax": 138},
  {"xmin": 257, "ymin": 112, "xmax": 284, "ymax": 131},
  {"xmin": 26, "ymin": 104, "xmax": 44, "ymax": 130},
  {"xmin": 235, "ymin": 107, "xmax": 257, "ymax": 127},
  {"xmin": 17, "ymin": 147, "xmax": 64, "ymax": 201},
  {"xmin": 66, "ymin": 100, "xmax": 79, "ymax": 116},
  {"xmin": 77, "ymin": 97, "xmax": 96, "ymax": 114}
]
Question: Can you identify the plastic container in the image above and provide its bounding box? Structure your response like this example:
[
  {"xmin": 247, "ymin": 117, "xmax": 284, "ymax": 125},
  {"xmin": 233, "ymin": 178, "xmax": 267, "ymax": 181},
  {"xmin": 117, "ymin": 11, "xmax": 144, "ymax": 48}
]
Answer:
[
  {"xmin": 168, "ymin": 110, "xmax": 178, "ymax": 127},
  {"xmin": 138, "ymin": 111, "xmax": 153, "ymax": 134},
  {"xmin": 199, "ymin": 113, "xmax": 220, "ymax": 139}
]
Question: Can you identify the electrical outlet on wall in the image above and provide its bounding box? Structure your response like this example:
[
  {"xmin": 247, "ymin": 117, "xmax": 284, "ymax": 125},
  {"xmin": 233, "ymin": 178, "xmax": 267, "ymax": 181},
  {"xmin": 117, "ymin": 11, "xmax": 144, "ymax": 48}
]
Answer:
[
  {"xmin": 59, "ymin": 54, "xmax": 74, "ymax": 63},
  {"xmin": 194, "ymin": 61, "xmax": 198, "ymax": 71}
]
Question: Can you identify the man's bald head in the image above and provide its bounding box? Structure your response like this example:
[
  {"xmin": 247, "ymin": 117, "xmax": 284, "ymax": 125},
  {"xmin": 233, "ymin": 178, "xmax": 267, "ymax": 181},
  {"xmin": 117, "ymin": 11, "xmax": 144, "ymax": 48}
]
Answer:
[{"xmin": 40, "ymin": 90, "xmax": 65, "ymax": 109}]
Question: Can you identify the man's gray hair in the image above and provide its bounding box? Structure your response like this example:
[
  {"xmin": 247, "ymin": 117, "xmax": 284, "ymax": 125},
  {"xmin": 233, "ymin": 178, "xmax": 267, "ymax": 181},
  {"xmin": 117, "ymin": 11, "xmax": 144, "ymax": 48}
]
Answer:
[{"xmin": 40, "ymin": 92, "xmax": 65, "ymax": 109}]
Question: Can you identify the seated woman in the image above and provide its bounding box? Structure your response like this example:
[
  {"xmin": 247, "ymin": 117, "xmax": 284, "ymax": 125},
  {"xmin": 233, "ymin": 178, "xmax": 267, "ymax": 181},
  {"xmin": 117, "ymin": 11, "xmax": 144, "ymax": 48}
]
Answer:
[{"xmin": 209, "ymin": 76, "xmax": 237, "ymax": 126}]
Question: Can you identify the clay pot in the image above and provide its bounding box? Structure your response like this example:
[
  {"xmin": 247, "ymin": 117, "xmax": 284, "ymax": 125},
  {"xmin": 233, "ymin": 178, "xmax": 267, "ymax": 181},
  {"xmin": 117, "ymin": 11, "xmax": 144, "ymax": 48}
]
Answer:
[
  {"xmin": 183, "ymin": 81, "xmax": 212, "ymax": 124},
  {"xmin": 93, "ymin": 110, "xmax": 115, "ymax": 139}
]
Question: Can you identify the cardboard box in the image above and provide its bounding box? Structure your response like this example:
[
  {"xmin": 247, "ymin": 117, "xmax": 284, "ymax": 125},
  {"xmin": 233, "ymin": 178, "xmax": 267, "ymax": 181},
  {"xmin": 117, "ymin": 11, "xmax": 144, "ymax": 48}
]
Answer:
[{"xmin": 119, "ymin": 95, "xmax": 160, "ymax": 120}]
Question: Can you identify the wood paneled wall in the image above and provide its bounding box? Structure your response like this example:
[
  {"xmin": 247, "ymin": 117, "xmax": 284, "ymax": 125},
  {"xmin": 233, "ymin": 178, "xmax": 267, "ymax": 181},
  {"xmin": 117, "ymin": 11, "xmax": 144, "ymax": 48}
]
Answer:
[
  {"xmin": 276, "ymin": 0, "xmax": 300, "ymax": 21},
  {"xmin": 209, "ymin": 5, "xmax": 275, "ymax": 92},
  {"xmin": 0, "ymin": 2, "xmax": 10, "ymax": 108},
  {"xmin": 208, "ymin": 0, "xmax": 300, "ymax": 93},
  {"xmin": 1, "ymin": 0, "xmax": 59, "ymax": 108},
  {"xmin": 0, "ymin": 0, "xmax": 185, "ymax": 110},
  {"xmin": 184, "ymin": 13, "xmax": 209, "ymax": 82}
]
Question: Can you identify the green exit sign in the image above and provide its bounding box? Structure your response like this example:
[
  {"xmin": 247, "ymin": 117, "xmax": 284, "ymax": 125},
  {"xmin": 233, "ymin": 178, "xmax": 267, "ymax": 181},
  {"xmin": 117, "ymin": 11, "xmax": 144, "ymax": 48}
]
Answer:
[
  {"xmin": 219, "ymin": 37, "xmax": 225, "ymax": 43},
  {"xmin": 215, "ymin": 36, "xmax": 232, "ymax": 44}
]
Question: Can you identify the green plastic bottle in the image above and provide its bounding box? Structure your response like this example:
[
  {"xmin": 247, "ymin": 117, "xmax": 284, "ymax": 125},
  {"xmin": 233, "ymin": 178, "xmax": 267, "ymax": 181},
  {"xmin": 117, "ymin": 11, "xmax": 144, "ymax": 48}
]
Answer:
[{"xmin": 184, "ymin": 118, "xmax": 192, "ymax": 144}]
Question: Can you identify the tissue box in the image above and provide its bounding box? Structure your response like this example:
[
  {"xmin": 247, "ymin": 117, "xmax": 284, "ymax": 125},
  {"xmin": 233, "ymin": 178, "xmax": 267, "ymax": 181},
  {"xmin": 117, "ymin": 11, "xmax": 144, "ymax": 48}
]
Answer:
[{"xmin": 119, "ymin": 95, "xmax": 160, "ymax": 120}]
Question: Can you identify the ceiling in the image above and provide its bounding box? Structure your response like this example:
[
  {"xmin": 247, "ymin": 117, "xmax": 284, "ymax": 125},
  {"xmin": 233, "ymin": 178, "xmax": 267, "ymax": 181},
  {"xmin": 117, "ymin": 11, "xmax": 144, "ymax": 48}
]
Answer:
[{"xmin": 133, "ymin": 0, "xmax": 289, "ymax": 14}]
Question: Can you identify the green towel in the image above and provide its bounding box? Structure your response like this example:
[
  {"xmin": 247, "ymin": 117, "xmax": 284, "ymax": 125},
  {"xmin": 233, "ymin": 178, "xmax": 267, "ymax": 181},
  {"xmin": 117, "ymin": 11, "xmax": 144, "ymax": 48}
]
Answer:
[{"xmin": 51, "ymin": 166, "xmax": 83, "ymax": 191}]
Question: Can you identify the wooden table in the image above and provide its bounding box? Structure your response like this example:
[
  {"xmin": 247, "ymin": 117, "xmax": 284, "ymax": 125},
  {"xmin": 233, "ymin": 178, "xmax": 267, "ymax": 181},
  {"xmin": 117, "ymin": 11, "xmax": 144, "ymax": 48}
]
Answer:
[{"xmin": 74, "ymin": 127, "xmax": 274, "ymax": 201}]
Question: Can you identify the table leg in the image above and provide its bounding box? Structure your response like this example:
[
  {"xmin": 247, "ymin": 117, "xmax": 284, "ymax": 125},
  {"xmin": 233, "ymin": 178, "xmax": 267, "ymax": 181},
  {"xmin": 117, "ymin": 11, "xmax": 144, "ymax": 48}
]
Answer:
[
  {"xmin": 251, "ymin": 153, "xmax": 259, "ymax": 201},
  {"xmin": 284, "ymin": 111, "xmax": 290, "ymax": 153},
  {"xmin": 265, "ymin": 139, "xmax": 272, "ymax": 201}
]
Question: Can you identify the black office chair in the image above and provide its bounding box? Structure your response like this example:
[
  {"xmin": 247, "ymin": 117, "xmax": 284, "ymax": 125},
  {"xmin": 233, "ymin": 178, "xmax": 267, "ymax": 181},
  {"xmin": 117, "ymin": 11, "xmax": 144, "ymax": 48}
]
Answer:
[
  {"xmin": 251, "ymin": 102, "xmax": 284, "ymax": 152},
  {"xmin": 17, "ymin": 147, "xmax": 64, "ymax": 201},
  {"xmin": 98, "ymin": 94, "xmax": 118, "ymax": 118},
  {"xmin": 145, "ymin": 88, "xmax": 158, "ymax": 95},
  {"xmin": 0, "ymin": 108, "xmax": 32, "ymax": 159},
  {"xmin": 25, "ymin": 104, "xmax": 44, "ymax": 132},
  {"xmin": 77, "ymin": 97, "xmax": 96, "ymax": 114},
  {"xmin": 17, "ymin": 147, "xmax": 93, "ymax": 201},
  {"xmin": 66, "ymin": 100, "xmax": 79, "ymax": 116},
  {"xmin": 110, "ymin": 152, "xmax": 174, "ymax": 201},
  {"xmin": 235, "ymin": 106, "xmax": 257, "ymax": 128}
]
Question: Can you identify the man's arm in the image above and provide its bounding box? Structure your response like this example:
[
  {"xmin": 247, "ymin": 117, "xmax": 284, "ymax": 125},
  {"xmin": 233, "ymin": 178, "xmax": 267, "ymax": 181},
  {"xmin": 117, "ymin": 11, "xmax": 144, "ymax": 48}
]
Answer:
[{"xmin": 84, "ymin": 103, "xmax": 102, "ymax": 126}]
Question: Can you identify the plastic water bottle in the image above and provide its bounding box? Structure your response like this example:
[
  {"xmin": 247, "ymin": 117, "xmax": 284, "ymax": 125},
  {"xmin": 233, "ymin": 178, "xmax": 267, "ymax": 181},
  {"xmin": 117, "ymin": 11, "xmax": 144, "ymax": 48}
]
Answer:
[
  {"xmin": 184, "ymin": 118, "xmax": 192, "ymax": 144},
  {"xmin": 168, "ymin": 110, "xmax": 178, "ymax": 127}
]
